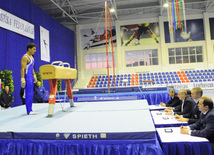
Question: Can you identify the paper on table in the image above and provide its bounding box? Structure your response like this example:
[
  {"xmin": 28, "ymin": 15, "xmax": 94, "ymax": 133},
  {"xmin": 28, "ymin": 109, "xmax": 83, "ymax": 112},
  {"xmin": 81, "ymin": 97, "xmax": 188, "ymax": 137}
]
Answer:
[{"xmin": 156, "ymin": 127, "xmax": 209, "ymax": 142}]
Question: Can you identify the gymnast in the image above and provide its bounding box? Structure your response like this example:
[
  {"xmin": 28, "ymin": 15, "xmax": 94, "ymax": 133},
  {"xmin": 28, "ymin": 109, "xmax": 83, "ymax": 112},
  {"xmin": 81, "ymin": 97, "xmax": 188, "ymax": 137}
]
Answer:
[{"xmin": 21, "ymin": 43, "xmax": 38, "ymax": 115}]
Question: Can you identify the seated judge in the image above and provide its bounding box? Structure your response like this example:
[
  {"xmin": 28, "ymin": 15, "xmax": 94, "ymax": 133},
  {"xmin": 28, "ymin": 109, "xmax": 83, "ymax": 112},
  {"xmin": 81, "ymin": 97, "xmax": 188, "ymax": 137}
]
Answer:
[
  {"xmin": 165, "ymin": 89, "xmax": 194, "ymax": 116},
  {"xmin": 180, "ymin": 96, "xmax": 214, "ymax": 144},
  {"xmin": 0, "ymin": 86, "xmax": 13, "ymax": 109},
  {"xmin": 160, "ymin": 88, "xmax": 180, "ymax": 107},
  {"xmin": 176, "ymin": 87, "xmax": 202, "ymax": 124},
  {"xmin": 33, "ymin": 81, "xmax": 46, "ymax": 103}
]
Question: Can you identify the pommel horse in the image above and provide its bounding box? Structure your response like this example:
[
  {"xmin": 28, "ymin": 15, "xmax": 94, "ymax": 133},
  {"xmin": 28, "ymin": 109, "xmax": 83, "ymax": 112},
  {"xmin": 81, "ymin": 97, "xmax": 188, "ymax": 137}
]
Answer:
[{"xmin": 39, "ymin": 61, "xmax": 77, "ymax": 117}]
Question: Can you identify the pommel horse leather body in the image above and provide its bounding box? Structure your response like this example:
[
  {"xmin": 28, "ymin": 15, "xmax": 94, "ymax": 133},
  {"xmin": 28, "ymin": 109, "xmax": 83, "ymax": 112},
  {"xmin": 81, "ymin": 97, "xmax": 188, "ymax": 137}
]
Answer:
[{"xmin": 40, "ymin": 61, "xmax": 77, "ymax": 117}]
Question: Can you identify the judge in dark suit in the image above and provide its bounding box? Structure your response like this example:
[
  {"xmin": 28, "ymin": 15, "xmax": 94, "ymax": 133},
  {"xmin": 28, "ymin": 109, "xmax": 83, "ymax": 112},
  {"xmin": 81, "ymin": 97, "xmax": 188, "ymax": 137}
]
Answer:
[
  {"xmin": 176, "ymin": 87, "xmax": 202, "ymax": 124},
  {"xmin": 160, "ymin": 88, "xmax": 180, "ymax": 107},
  {"xmin": 165, "ymin": 89, "xmax": 194, "ymax": 116},
  {"xmin": 180, "ymin": 96, "xmax": 214, "ymax": 143}
]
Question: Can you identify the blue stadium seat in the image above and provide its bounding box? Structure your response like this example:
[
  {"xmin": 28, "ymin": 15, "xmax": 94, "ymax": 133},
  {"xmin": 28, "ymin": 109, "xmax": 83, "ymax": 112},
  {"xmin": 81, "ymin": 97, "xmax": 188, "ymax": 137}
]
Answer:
[
  {"xmin": 151, "ymin": 78, "xmax": 155, "ymax": 81},
  {"xmin": 194, "ymin": 80, "xmax": 198, "ymax": 82},
  {"xmin": 124, "ymin": 74, "xmax": 127, "ymax": 77},
  {"xmin": 200, "ymin": 70, "xmax": 203, "ymax": 72},
  {"xmin": 188, "ymin": 71, "xmax": 192, "ymax": 73},
  {"xmin": 176, "ymin": 78, "xmax": 180, "ymax": 81},
  {"xmin": 196, "ymin": 70, "xmax": 200, "ymax": 73},
  {"xmin": 207, "ymin": 73, "xmax": 211, "ymax": 75},
  {"xmin": 204, "ymin": 70, "xmax": 208, "ymax": 72},
  {"xmin": 162, "ymin": 72, "xmax": 165, "ymax": 75},
  {"xmin": 203, "ymin": 73, "xmax": 206, "ymax": 76},
  {"xmin": 165, "ymin": 72, "xmax": 169, "ymax": 75},
  {"xmin": 164, "ymin": 78, "xmax": 167, "ymax": 81},
  {"xmin": 155, "ymin": 75, "xmax": 158, "ymax": 78},
  {"xmin": 196, "ymin": 76, "xmax": 200, "ymax": 79},
  {"xmin": 128, "ymin": 74, "xmax": 131, "ymax": 77},
  {"xmin": 195, "ymin": 73, "xmax": 199, "ymax": 76},
  {"xmin": 143, "ymin": 73, "xmax": 146, "ymax": 76},
  {"xmin": 150, "ymin": 73, "xmax": 154, "ymax": 75},
  {"xmin": 169, "ymin": 72, "xmax": 173, "ymax": 74},
  {"xmin": 159, "ymin": 75, "xmax": 162, "ymax": 78},
  {"xmin": 173, "ymin": 72, "xmax": 177, "ymax": 74},
  {"xmin": 139, "ymin": 73, "xmax": 142, "ymax": 76},
  {"xmin": 168, "ymin": 78, "xmax": 171, "ymax": 81},
  {"xmin": 116, "ymin": 75, "xmax": 120, "ymax": 77},
  {"xmin": 104, "ymin": 81, "xmax": 108, "ymax": 85},
  {"xmin": 97, "ymin": 82, "xmax": 100, "ymax": 85},
  {"xmin": 158, "ymin": 72, "xmax": 161, "ymax": 75},
  {"xmin": 209, "ymin": 76, "xmax": 213, "ymax": 78},
  {"xmin": 120, "ymin": 75, "xmax": 123, "ymax": 77},
  {"xmin": 119, "ymin": 81, "xmax": 123, "ymax": 84},
  {"xmin": 115, "ymin": 84, "xmax": 119, "ymax": 87},
  {"xmin": 120, "ymin": 77, "xmax": 123, "ymax": 80},
  {"xmin": 188, "ymin": 77, "xmax": 192, "ymax": 80},
  {"xmin": 191, "ymin": 73, "xmax": 194, "ymax": 76},
  {"xmin": 192, "ymin": 70, "xmax": 196, "ymax": 73},
  {"xmin": 156, "ymin": 82, "xmax": 160, "ymax": 84},
  {"xmin": 186, "ymin": 73, "xmax": 190, "ymax": 76},
  {"xmin": 154, "ymin": 73, "xmax": 158, "ymax": 75},
  {"xmin": 100, "ymin": 82, "xmax": 103, "ymax": 84},
  {"xmin": 172, "ymin": 81, "xmax": 177, "ymax": 83},
  {"xmin": 119, "ymin": 84, "xmax": 123, "ymax": 86},
  {"xmin": 140, "ymin": 82, "xmax": 143, "ymax": 85},
  {"xmin": 199, "ymin": 73, "xmax": 202, "ymax": 76},
  {"xmin": 139, "ymin": 76, "xmax": 143, "ymax": 80},
  {"xmin": 127, "ymin": 83, "xmax": 131, "ymax": 86},
  {"xmin": 177, "ymin": 81, "xmax": 181, "ymax": 83},
  {"xmin": 98, "ymin": 76, "xmax": 102, "ymax": 78},
  {"xmin": 99, "ymin": 85, "xmax": 102, "ymax": 87},
  {"xmin": 95, "ymin": 85, "xmax": 99, "ymax": 88},
  {"xmin": 167, "ymin": 75, "xmax": 170, "ymax": 78},
  {"xmin": 185, "ymin": 71, "xmax": 188, "ymax": 73},
  {"xmin": 159, "ymin": 79, "xmax": 163, "ymax": 82},
  {"xmin": 170, "ymin": 75, "xmax": 175, "ymax": 77},
  {"xmin": 212, "ymin": 73, "xmax": 214, "ymax": 75},
  {"xmin": 190, "ymin": 80, "xmax": 194, "ymax": 82},
  {"xmin": 204, "ymin": 76, "xmax": 208, "ymax": 79},
  {"xmin": 203, "ymin": 79, "xmax": 207, "ymax": 82},
  {"xmin": 155, "ymin": 79, "xmax": 159, "ymax": 82},
  {"xmin": 163, "ymin": 75, "xmax": 166, "ymax": 78},
  {"xmin": 172, "ymin": 78, "xmax": 175, "ymax": 81},
  {"xmin": 208, "ymin": 79, "xmax": 211, "ymax": 81},
  {"xmin": 169, "ymin": 81, "xmax": 172, "ymax": 84},
  {"xmin": 199, "ymin": 80, "xmax": 202, "ymax": 82},
  {"xmin": 192, "ymin": 77, "xmax": 196, "ymax": 80},
  {"xmin": 161, "ymin": 82, "xmax": 164, "ymax": 84},
  {"xmin": 97, "ymin": 79, "xmax": 101, "ymax": 82},
  {"xmin": 165, "ymin": 81, "xmax": 168, "ymax": 84}
]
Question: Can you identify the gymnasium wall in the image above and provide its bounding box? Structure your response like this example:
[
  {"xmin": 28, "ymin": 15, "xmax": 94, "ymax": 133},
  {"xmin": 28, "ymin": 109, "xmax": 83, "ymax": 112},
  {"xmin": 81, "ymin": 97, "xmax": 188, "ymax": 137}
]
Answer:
[
  {"xmin": 75, "ymin": 13, "xmax": 214, "ymax": 88},
  {"xmin": 0, "ymin": 0, "xmax": 75, "ymax": 107}
]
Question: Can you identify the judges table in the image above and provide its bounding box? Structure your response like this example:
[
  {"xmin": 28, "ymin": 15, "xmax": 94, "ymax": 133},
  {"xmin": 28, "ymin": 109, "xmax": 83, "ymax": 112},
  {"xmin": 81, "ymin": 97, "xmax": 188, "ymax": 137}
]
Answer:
[
  {"xmin": 149, "ymin": 105, "xmax": 167, "ymax": 111},
  {"xmin": 156, "ymin": 127, "xmax": 212, "ymax": 155},
  {"xmin": 150, "ymin": 110, "xmax": 188, "ymax": 128}
]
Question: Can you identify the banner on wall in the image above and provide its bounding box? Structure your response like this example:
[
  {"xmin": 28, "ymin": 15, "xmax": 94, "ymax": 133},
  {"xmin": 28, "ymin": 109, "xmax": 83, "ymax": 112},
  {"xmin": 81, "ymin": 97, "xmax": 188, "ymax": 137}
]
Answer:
[
  {"xmin": 0, "ymin": 8, "xmax": 34, "ymax": 39},
  {"xmin": 81, "ymin": 27, "xmax": 116, "ymax": 50},
  {"xmin": 40, "ymin": 26, "xmax": 50, "ymax": 62},
  {"xmin": 164, "ymin": 19, "xmax": 204, "ymax": 43},
  {"xmin": 120, "ymin": 23, "xmax": 160, "ymax": 46}
]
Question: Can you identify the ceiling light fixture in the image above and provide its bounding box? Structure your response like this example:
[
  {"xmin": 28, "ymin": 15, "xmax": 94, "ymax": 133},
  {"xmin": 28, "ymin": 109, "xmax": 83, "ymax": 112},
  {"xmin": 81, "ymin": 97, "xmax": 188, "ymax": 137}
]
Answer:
[
  {"xmin": 110, "ymin": 8, "xmax": 115, "ymax": 12},
  {"xmin": 163, "ymin": 3, "xmax": 169, "ymax": 8}
]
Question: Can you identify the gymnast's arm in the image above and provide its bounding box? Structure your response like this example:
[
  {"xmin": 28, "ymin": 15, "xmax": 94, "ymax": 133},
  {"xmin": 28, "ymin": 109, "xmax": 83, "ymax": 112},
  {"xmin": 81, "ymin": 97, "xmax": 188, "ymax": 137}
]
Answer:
[{"xmin": 21, "ymin": 56, "xmax": 28, "ymax": 87}]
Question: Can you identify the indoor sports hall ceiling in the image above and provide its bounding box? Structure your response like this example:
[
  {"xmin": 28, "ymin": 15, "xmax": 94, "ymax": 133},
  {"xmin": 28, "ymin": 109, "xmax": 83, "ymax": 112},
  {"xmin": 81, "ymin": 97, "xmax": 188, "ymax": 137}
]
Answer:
[{"xmin": 31, "ymin": 0, "xmax": 213, "ymax": 30}]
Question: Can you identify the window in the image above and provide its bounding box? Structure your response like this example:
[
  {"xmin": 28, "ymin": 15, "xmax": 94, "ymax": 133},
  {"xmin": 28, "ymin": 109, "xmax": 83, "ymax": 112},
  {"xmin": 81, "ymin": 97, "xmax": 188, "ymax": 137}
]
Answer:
[
  {"xmin": 126, "ymin": 49, "xmax": 158, "ymax": 67},
  {"xmin": 169, "ymin": 46, "xmax": 203, "ymax": 64},
  {"xmin": 85, "ymin": 53, "xmax": 115, "ymax": 70}
]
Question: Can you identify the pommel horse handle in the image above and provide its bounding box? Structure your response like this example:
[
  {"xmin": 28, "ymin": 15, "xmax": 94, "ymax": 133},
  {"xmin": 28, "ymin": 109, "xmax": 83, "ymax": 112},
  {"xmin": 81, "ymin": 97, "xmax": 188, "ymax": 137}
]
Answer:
[{"xmin": 39, "ymin": 61, "xmax": 77, "ymax": 117}]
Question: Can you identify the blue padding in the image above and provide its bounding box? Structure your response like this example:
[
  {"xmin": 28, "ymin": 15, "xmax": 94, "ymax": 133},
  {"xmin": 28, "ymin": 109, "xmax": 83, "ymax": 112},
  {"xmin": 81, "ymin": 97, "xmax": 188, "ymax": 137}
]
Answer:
[
  {"xmin": 0, "ymin": 138, "xmax": 163, "ymax": 155},
  {"xmin": 13, "ymin": 131, "xmax": 155, "ymax": 140},
  {"xmin": 0, "ymin": 132, "xmax": 13, "ymax": 139}
]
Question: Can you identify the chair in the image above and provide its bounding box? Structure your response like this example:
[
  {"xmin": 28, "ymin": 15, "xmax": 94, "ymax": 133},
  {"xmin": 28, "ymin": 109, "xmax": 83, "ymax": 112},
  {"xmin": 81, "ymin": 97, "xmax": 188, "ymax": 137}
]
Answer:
[
  {"xmin": 165, "ymin": 72, "xmax": 169, "ymax": 75},
  {"xmin": 190, "ymin": 80, "xmax": 194, "ymax": 82},
  {"xmin": 162, "ymin": 72, "xmax": 165, "ymax": 75},
  {"xmin": 194, "ymin": 80, "xmax": 198, "ymax": 82},
  {"xmin": 203, "ymin": 79, "xmax": 207, "ymax": 82},
  {"xmin": 165, "ymin": 81, "xmax": 168, "ymax": 84},
  {"xmin": 154, "ymin": 73, "xmax": 158, "ymax": 75},
  {"xmin": 207, "ymin": 73, "xmax": 211, "ymax": 75},
  {"xmin": 208, "ymin": 79, "xmax": 212, "ymax": 81},
  {"xmin": 185, "ymin": 71, "xmax": 188, "ymax": 73},
  {"xmin": 156, "ymin": 82, "xmax": 160, "ymax": 84},
  {"xmin": 180, "ymin": 77, "xmax": 184, "ymax": 80},
  {"xmin": 192, "ymin": 70, "xmax": 196, "ymax": 73},
  {"xmin": 169, "ymin": 72, "xmax": 173, "ymax": 74},
  {"xmin": 182, "ymin": 80, "xmax": 186, "ymax": 83},
  {"xmin": 196, "ymin": 70, "xmax": 200, "ymax": 73},
  {"xmin": 189, "ymin": 71, "xmax": 192, "ymax": 73},
  {"xmin": 177, "ymin": 71, "xmax": 181, "ymax": 74},
  {"xmin": 168, "ymin": 78, "xmax": 172, "ymax": 81},
  {"xmin": 173, "ymin": 81, "xmax": 177, "ymax": 83},
  {"xmin": 184, "ymin": 77, "xmax": 188, "ymax": 80}
]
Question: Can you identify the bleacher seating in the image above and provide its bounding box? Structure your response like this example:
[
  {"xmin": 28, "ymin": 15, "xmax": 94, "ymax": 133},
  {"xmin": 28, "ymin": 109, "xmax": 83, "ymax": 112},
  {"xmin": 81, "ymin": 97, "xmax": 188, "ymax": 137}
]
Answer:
[{"xmin": 86, "ymin": 69, "xmax": 214, "ymax": 88}]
